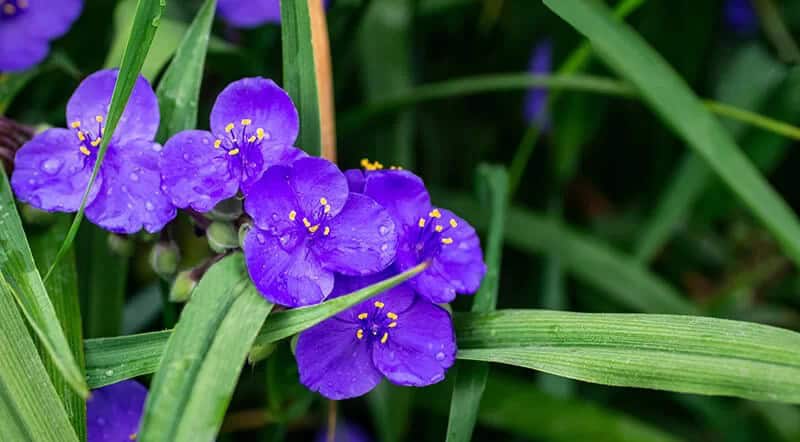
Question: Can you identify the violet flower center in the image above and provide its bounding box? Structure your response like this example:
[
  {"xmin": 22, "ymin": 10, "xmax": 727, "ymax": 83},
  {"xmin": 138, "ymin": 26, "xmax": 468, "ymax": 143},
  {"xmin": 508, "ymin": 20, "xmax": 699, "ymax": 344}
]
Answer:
[
  {"xmin": 0, "ymin": 0, "xmax": 28, "ymax": 19},
  {"xmin": 214, "ymin": 118, "xmax": 272, "ymax": 163},
  {"xmin": 273, "ymin": 197, "xmax": 334, "ymax": 250},
  {"xmin": 69, "ymin": 115, "xmax": 105, "ymax": 161},
  {"xmin": 411, "ymin": 208, "xmax": 459, "ymax": 260},
  {"xmin": 354, "ymin": 300, "xmax": 398, "ymax": 344}
]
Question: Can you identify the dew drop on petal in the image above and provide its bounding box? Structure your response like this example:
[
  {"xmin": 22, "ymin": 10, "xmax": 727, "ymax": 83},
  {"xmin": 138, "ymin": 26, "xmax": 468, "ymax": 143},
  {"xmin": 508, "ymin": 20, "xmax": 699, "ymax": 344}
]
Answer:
[
  {"xmin": 380, "ymin": 243, "xmax": 389, "ymax": 252},
  {"xmin": 105, "ymin": 369, "xmax": 114, "ymax": 376},
  {"xmin": 41, "ymin": 158, "xmax": 62, "ymax": 175},
  {"xmin": 126, "ymin": 203, "xmax": 133, "ymax": 209},
  {"xmin": 182, "ymin": 153, "xmax": 190, "ymax": 161},
  {"xmin": 129, "ymin": 172, "xmax": 139, "ymax": 182},
  {"xmin": 145, "ymin": 201, "xmax": 154, "ymax": 211},
  {"xmin": 256, "ymin": 233, "xmax": 266, "ymax": 244},
  {"xmin": 378, "ymin": 224, "xmax": 391, "ymax": 236},
  {"xmin": 435, "ymin": 352, "xmax": 446, "ymax": 361}
]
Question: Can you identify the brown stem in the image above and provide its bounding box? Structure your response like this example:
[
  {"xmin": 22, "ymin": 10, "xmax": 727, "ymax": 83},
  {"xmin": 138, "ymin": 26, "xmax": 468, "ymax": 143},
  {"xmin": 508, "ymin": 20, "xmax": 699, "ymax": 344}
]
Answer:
[
  {"xmin": 308, "ymin": 0, "xmax": 337, "ymax": 161},
  {"xmin": 326, "ymin": 399, "xmax": 337, "ymax": 442}
]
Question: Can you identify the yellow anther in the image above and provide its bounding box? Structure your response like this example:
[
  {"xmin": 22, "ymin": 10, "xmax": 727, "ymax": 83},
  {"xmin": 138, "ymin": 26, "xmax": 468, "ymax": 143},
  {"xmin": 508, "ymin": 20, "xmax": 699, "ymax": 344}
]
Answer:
[
  {"xmin": 18, "ymin": 0, "xmax": 28, "ymax": 8},
  {"xmin": 228, "ymin": 148, "xmax": 240, "ymax": 156},
  {"xmin": 95, "ymin": 115, "xmax": 104, "ymax": 123},
  {"xmin": 418, "ymin": 218, "xmax": 425, "ymax": 228},
  {"xmin": 435, "ymin": 225, "xmax": 444, "ymax": 232},
  {"xmin": 225, "ymin": 123, "xmax": 235, "ymax": 133},
  {"xmin": 256, "ymin": 128, "xmax": 265, "ymax": 140},
  {"xmin": 360, "ymin": 158, "xmax": 369, "ymax": 167},
  {"xmin": 79, "ymin": 146, "xmax": 91, "ymax": 156},
  {"xmin": 374, "ymin": 301, "xmax": 385, "ymax": 308},
  {"xmin": 289, "ymin": 210, "xmax": 297, "ymax": 221},
  {"xmin": 324, "ymin": 205, "xmax": 331, "ymax": 213},
  {"xmin": 320, "ymin": 197, "xmax": 328, "ymax": 205},
  {"xmin": 77, "ymin": 132, "xmax": 86, "ymax": 141},
  {"xmin": 129, "ymin": 432, "xmax": 138, "ymax": 440},
  {"xmin": 380, "ymin": 332, "xmax": 389, "ymax": 344},
  {"xmin": 360, "ymin": 158, "xmax": 385, "ymax": 171},
  {"xmin": 449, "ymin": 218, "xmax": 458, "ymax": 228},
  {"xmin": 429, "ymin": 209, "xmax": 442, "ymax": 218},
  {"xmin": 441, "ymin": 237, "xmax": 454, "ymax": 245},
  {"xmin": 357, "ymin": 313, "xmax": 368, "ymax": 320},
  {"xmin": 90, "ymin": 138, "xmax": 102, "ymax": 147},
  {"xmin": 388, "ymin": 322, "xmax": 398, "ymax": 328},
  {"xmin": 241, "ymin": 119, "xmax": 252, "ymax": 126},
  {"xmin": 3, "ymin": 4, "xmax": 15, "ymax": 14},
  {"xmin": 308, "ymin": 224, "xmax": 320, "ymax": 233},
  {"xmin": 302, "ymin": 218, "xmax": 311, "ymax": 228},
  {"xmin": 387, "ymin": 312, "xmax": 398, "ymax": 320},
  {"xmin": 70, "ymin": 121, "xmax": 81, "ymax": 129},
  {"xmin": 247, "ymin": 135, "xmax": 256, "ymax": 143},
  {"xmin": 323, "ymin": 226, "xmax": 330, "ymax": 236},
  {"xmin": 214, "ymin": 139, "xmax": 222, "ymax": 148},
  {"xmin": 356, "ymin": 329, "xmax": 364, "ymax": 340}
]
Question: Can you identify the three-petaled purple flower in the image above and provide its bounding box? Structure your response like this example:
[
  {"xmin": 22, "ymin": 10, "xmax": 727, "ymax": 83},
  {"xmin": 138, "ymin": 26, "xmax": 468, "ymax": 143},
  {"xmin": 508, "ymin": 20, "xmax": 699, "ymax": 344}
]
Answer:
[
  {"xmin": 347, "ymin": 165, "xmax": 486, "ymax": 304},
  {"xmin": 87, "ymin": 380, "xmax": 147, "ymax": 442},
  {"xmin": 296, "ymin": 272, "xmax": 456, "ymax": 399},
  {"xmin": 0, "ymin": 0, "xmax": 82, "ymax": 72},
  {"xmin": 12, "ymin": 69, "xmax": 177, "ymax": 233},
  {"xmin": 161, "ymin": 77, "xmax": 307, "ymax": 212},
  {"xmin": 243, "ymin": 157, "xmax": 398, "ymax": 307},
  {"xmin": 217, "ymin": 0, "xmax": 329, "ymax": 28},
  {"xmin": 524, "ymin": 39, "xmax": 552, "ymax": 128}
]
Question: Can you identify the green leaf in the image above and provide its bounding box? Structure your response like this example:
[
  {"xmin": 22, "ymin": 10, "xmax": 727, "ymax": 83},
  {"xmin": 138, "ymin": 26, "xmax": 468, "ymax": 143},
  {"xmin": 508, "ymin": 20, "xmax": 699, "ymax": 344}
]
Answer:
[
  {"xmin": 0, "ymin": 69, "xmax": 38, "ymax": 113},
  {"xmin": 543, "ymin": 0, "xmax": 800, "ymax": 269},
  {"xmin": 0, "ymin": 169, "xmax": 88, "ymax": 398},
  {"xmin": 30, "ymin": 217, "xmax": 86, "ymax": 440},
  {"xmin": 84, "ymin": 262, "xmax": 430, "ymax": 388},
  {"xmin": 155, "ymin": 0, "xmax": 217, "ymax": 143},
  {"xmin": 438, "ymin": 191, "xmax": 696, "ymax": 314},
  {"xmin": 78, "ymin": 225, "xmax": 129, "ymax": 338},
  {"xmin": 138, "ymin": 253, "xmax": 272, "ymax": 441},
  {"xmin": 0, "ymin": 274, "xmax": 78, "ymax": 442},
  {"xmin": 281, "ymin": 0, "xmax": 322, "ymax": 156},
  {"xmin": 456, "ymin": 310, "xmax": 800, "ymax": 403},
  {"xmin": 445, "ymin": 165, "xmax": 507, "ymax": 442},
  {"xmin": 47, "ymin": 0, "xmax": 166, "ymax": 282}
]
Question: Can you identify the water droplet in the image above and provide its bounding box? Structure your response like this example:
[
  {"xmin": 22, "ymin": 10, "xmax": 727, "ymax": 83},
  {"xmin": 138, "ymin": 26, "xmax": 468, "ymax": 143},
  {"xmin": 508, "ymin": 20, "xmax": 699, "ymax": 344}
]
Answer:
[
  {"xmin": 105, "ymin": 369, "xmax": 114, "ymax": 376},
  {"xmin": 145, "ymin": 201, "xmax": 154, "ymax": 211},
  {"xmin": 201, "ymin": 137, "xmax": 209, "ymax": 145},
  {"xmin": 378, "ymin": 225, "xmax": 391, "ymax": 236},
  {"xmin": 182, "ymin": 153, "xmax": 190, "ymax": 161},
  {"xmin": 152, "ymin": 144, "xmax": 163, "ymax": 152},
  {"xmin": 430, "ymin": 374, "xmax": 444, "ymax": 383},
  {"xmin": 41, "ymin": 158, "xmax": 62, "ymax": 175},
  {"xmin": 256, "ymin": 233, "xmax": 266, "ymax": 244},
  {"xmin": 129, "ymin": 172, "xmax": 139, "ymax": 182},
  {"xmin": 271, "ymin": 212, "xmax": 279, "ymax": 221},
  {"xmin": 126, "ymin": 203, "xmax": 133, "ymax": 209},
  {"xmin": 27, "ymin": 179, "xmax": 35, "ymax": 185},
  {"xmin": 380, "ymin": 243, "xmax": 389, "ymax": 252},
  {"xmin": 263, "ymin": 130, "xmax": 272, "ymax": 140},
  {"xmin": 435, "ymin": 352, "xmax": 445, "ymax": 361},
  {"xmin": 279, "ymin": 234, "xmax": 291, "ymax": 245}
]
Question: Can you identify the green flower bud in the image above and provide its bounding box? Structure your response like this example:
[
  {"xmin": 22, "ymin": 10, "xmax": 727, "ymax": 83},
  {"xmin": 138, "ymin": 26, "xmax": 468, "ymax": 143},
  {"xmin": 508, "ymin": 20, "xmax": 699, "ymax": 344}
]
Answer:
[
  {"xmin": 169, "ymin": 270, "xmax": 197, "ymax": 303},
  {"xmin": 107, "ymin": 233, "xmax": 134, "ymax": 257},
  {"xmin": 238, "ymin": 221, "xmax": 252, "ymax": 249},
  {"xmin": 149, "ymin": 241, "xmax": 180, "ymax": 279},
  {"xmin": 208, "ymin": 198, "xmax": 243, "ymax": 222},
  {"xmin": 248, "ymin": 341, "xmax": 277, "ymax": 365},
  {"xmin": 206, "ymin": 221, "xmax": 239, "ymax": 253}
]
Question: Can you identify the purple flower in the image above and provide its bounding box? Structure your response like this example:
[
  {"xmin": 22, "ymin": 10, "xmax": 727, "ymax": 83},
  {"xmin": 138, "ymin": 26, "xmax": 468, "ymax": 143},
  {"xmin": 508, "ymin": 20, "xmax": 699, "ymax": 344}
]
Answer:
[
  {"xmin": 217, "ymin": 0, "xmax": 329, "ymax": 28},
  {"xmin": 0, "ymin": 0, "xmax": 82, "ymax": 72},
  {"xmin": 161, "ymin": 77, "xmax": 307, "ymax": 212},
  {"xmin": 314, "ymin": 421, "xmax": 372, "ymax": 442},
  {"xmin": 524, "ymin": 39, "xmax": 552, "ymax": 128},
  {"xmin": 296, "ymin": 272, "xmax": 456, "ymax": 400},
  {"xmin": 725, "ymin": 0, "xmax": 758, "ymax": 35},
  {"xmin": 347, "ymin": 166, "xmax": 486, "ymax": 304},
  {"xmin": 11, "ymin": 69, "xmax": 177, "ymax": 234},
  {"xmin": 87, "ymin": 380, "xmax": 147, "ymax": 442},
  {"xmin": 243, "ymin": 157, "xmax": 398, "ymax": 307}
]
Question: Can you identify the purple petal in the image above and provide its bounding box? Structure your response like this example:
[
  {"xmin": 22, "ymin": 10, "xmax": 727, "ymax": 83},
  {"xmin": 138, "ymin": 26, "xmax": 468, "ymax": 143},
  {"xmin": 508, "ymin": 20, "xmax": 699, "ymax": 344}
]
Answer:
[
  {"xmin": 330, "ymin": 270, "xmax": 416, "ymax": 324},
  {"xmin": 66, "ymin": 69, "xmax": 159, "ymax": 144},
  {"xmin": 363, "ymin": 170, "xmax": 432, "ymax": 228},
  {"xmin": 344, "ymin": 169, "xmax": 365, "ymax": 193},
  {"xmin": 87, "ymin": 380, "xmax": 147, "ymax": 442},
  {"xmin": 726, "ymin": 0, "xmax": 758, "ymax": 35},
  {"xmin": 523, "ymin": 39, "xmax": 552, "ymax": 127},
  {"xmin": 161, "ymin": 130, "xmax": 241, "ymax": 212},
  {"xmin": 209, "ymin": 77, "xmax": 298, "ymax": 147},
  {"xmin": 6, "ymin": 0, "xmax": 83, "ymax": 40},
  {"xmin": 243, "ymin": 164, "xmax": 299, "ymax": 233},
  {"xmin": 244, "ymin": 227, "xmax": 334, "ymax": 307},
  {"xmin": 290, "ymin": 157, "xmax": 349, "ymax": 218},
  {"xmin": 314, "ymin": 421, "xmax": 373, "ymax": 442},
  {"xmin": 0, "ymin": 34, "xmax": 48, "ymax": 72},
  {"xmin": 372, "ymin": 297, "xmax": 456, "ymax": 387},
  {"xmin": 217, "ymin": 0, "xmax": 281, "ymax": 28},
  {"xmin": 11, "ymin": 128, "xmax": 100, "ymax": 212},
  {"xmin": 314, "ymin": 193, "xmax": 397, "ymax": 275},
  {"xmin": 398, "ymin": 209, "xmax": 486, "ymax": 303},
  {"xmin": 86, "ymin": 140, "xmax": 176, "ymax": 234},
  {"xmin": 240, "ymin": 144, "xmax": 308, "ymax": 196},
  {"xmin": 296, "ymin": 316, "xmax": 383, "ymax": 400}
]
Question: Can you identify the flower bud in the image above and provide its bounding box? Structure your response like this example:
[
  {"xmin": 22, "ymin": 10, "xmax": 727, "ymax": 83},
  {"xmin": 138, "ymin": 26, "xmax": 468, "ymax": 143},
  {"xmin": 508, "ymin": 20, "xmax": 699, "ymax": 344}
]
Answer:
[
  {"xmin": 206, "ymin": 221, "xmax": 239, "ymax": 253},
  {"xmin": 208, "ymin": 198, "xmax": 243, "ymax": 222},
  {"xmin": 169, "ymin": 270, "xmax": 197, "ymax": 303},
  {"xmin": 248, "ymin": 341, "xmax": 277, "ymax": 365},
  {"xmin": 238, "ymin": 220, "xmax": 252, "ymax": 249},
  {"xmin": 107, "ymin": 233, "xmax": 134, "ymax": 257},
  {"xmin": 149, "ymin": 241, "xmax": 180, "ymax": 280}
]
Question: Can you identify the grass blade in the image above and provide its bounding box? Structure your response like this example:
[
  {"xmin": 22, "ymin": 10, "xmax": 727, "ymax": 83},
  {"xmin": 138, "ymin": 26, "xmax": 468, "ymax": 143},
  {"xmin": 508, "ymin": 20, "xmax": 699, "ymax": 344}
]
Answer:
[
  {"xmin": 47, "ymin": 0, "xmax": 166, "ymax": 281},
  {"xmin": 155, "ymin": 0, "xmax": 217, "ymax": 143},
  {"xmin": 30, "ymin": 217, "xmax": 86, "ymax": 440},
  {"xmin": 445, "ymin": 165, "xmax": 507, "ymax": 442},
  {"xmin": 79, "ymin": 224, "xmax": 129, "ymax": 338},
  {"xmin": 0, "ymin": 169, "xmax": 88, "ymax": 397},
  {"xmin": 543, "ymin": 0, "xmax": 800, "ymax": 270},
  {"xmin": 456, "ymin": 310, "xmax": 800, "ymax": 403}
]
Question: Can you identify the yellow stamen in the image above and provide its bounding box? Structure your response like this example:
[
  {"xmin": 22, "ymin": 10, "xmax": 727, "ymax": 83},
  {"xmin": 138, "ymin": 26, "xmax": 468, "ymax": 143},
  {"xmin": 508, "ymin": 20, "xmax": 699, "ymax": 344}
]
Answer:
[
  {"xmin": 214, "ymin": 139, "xmax": 222, "ymax": 148},
  {"xmin": 256, "ymin": 128, "xmax": 265, "ymax": 140},
  {"xmin": 323, "ymin": 226, "xmax": 330, "ymax": 236},
  {"xmin": 320, "ymin": 197, "xmax": 328, "ymax": 205},
  {"xmin": 441, "ymin": 237, "xmax": 454, "ymax": 245},
  {"xmin": 247, "ymin": 135, "xmax": 257, "ymax": 143},
  {"xmin": 449, "ymin": 219, "xmax": 458, "ymax": 228},
  {"xmin": 356, "ymin": 329, "xmax": 364, "ymax": 340},
  {"xmin": 387, "ymin": 312, "xmax": 398, "ymax": 320},
  {"xmin": 302, "ymin": 218, "xmax": 311, "ymax": 228},
  {"xmin": 289, "ymin": 210, "xmax": 297, "ymax": 221},
  {"xmin": 388, "ymin": 322, "xmax": 398, "ymax": 328},
  {"xmin": 3, "ymin": 4, "xmax": 15, "ymax": 14},
  {"xmin": 435, "ymin": 225, "xmax": 444, "ymax": 232},
  {"xmin": 241, "ymin": 118, "xmax": 252, "ymax": 126},
  {"xmin": 95, "ymin": 115, "xmax": 104, "ymax": 123},
  {"xmin": 228, "ymin": 148, "xmax": 240, "ymax": 156},
  {"xmin": 357, "ymin": 313, "xmax": 368, "ymax": 320},
  {"xmin": 90, "ymin": 138, "xmax": 102, "ymax": 147},
  {"xmin": 79, "ymin": 146, "xmax": 91, "ymax": 156},
  {"xmin": 374, "ymin": 301, "xmax": 385, "ymax": 308},
  {"xmin": 18, "ymin": 0, "xmax": 28, "ymax": 8},
  {"xmin": 429, "ymin": 209, "xmax": 442, "ymax": 218},
  {"xmin": 324, "ymin": 205, "xmax": 331, "ymax": 213},
  {"xmin": 418, "ymin": 218, "xmax": 425, "ymax": 228},
  {"xmin": 380, "ymin": 332, "xmax": 389, "ymax": 344},
  {"xmin": 77, "ymin": 132, "xmax": 86, "ymax": 141},
  {"xmin": 308, "ymin": 225, "xmax": 320, "ymax": 233},
  {"xmin": 129, "ymin": 432, "xmax": 138, "ymax": 440},
  {"xmin": 225, "ymin": 123, "xmax": 235, "ymax": 133},
  {"xmin": 70, "ymin": 121, "xmax": 81, "ymax": 129}
]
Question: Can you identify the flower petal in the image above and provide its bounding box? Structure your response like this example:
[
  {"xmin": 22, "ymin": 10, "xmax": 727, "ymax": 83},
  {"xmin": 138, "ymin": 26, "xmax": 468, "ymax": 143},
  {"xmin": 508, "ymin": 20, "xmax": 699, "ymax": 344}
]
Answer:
[
  {"xmin": 86, "ymin": 140, "xmax": 176, "ymax": 234},
  {"xmin": 243, "ymin": 164, "xmax": 298, "ymax": 233},
  {"xmin": 0, "ymin": 33, "xmax": 49, "ymax": 72},
  {"xmin": 240, "ymin": 144, "xmax": 308, "ymax": 196},
  {"xmin": 87, "ymin": 380, "xmax": 147, "ymax": 442},
  {"xmin": 161, "ymin": 130, "xmax": 241, "ymax": 212},
  {"xmin": 217, "ymin": 0, "xmax": 281, "ymax": 28},
  {"xmin": 344, "ymin": 169, "xmax": 365, "ymax": 193},
  {"xmin": 363, "ymin": 170, "xmax": 432, "ymax": 228},
  {"xmin": 524, "ymin": 39, "xmax": 552, "ymax": 127},
  {"xmin": 372, "ymin": 297, "xmax": 456, "ymax": 387},
  {"xmin": 315, "ymin": 193, "xmax": 397, "ymax": 275},
  {"xmin": 209, "ymin": 77, "xmax": 298, "ymax": 146},
  {"xmin": 9, "ymin": 0, "xmax": 83, "ymax": 40},
  {"xmin": 398, "ymin": 209, "xmax": 486, "ymax": 303},
  {"xmin": 66, "ymin": 69, "xmax": 159, "ymax": 144},
  {"xmin": 244, "ymin": 227, "xmax": 334, "ymax": 307},
  {"xmin": 296, "ymin": 316, "xmax": 383, "ymax": 400},
  {"xmin": 290, "ymin": 157, "xmax": 349, "ymax": 219},
  {"xmin": 329, "ymin": 270, "xmax": 416, "ymax": 324},
  {"xmin": 11, "ymin": 128, "xmax": 100, "ymax": 212}
]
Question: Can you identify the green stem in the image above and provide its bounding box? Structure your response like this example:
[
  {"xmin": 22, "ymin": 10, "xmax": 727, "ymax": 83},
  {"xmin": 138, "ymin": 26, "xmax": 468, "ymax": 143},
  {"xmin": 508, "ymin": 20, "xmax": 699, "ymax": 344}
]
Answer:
[{"xmin": 703, "ymin": 100, "xmax": 800, "ymax": 141}]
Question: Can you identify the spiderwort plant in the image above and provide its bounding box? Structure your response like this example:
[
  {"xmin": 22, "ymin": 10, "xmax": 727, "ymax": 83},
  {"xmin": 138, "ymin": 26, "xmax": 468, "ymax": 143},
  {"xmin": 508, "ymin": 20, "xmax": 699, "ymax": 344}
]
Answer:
[
  {"xmin": 87, "ymin": 380, "xmax": 147, "ymax": 442},
  {"xmin": 242, "ymin": 157, "xmax": 398, "ymax": 307},
  {"xmin": 296, "ymin": 272, "xmax": 456, "ymax": 399},
  {"xmin": 11, "ymin": 69, "xmax": 177, "ymax": 233},
  {"xmin": 524, "ymin": 39, "xmax": 552, "ymax": 128},
  {"xmin": 161, "ymin": 77, "xmax": 307, "ymax": 212},
  {"xmin": 0, "ymin": 0, "xmax": 82, "ymax": 72}
]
